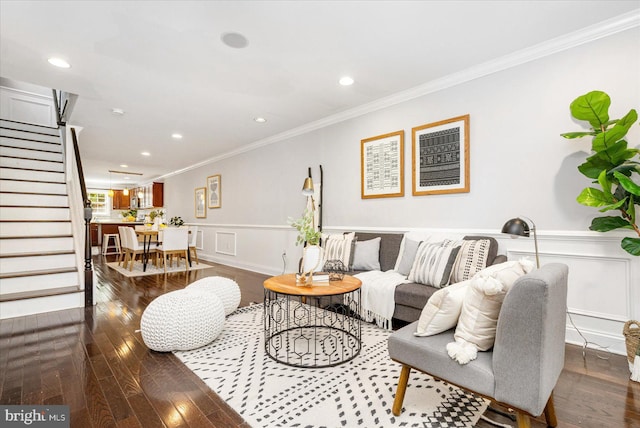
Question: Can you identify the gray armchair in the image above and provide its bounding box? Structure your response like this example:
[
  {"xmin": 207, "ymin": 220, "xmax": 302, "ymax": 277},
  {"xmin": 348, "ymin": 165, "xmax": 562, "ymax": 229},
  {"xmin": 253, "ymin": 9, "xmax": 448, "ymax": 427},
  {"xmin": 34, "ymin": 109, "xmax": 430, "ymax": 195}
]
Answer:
[{"xmin": 388, "ymin": 263, "xmax": 569, "ymax": 428}]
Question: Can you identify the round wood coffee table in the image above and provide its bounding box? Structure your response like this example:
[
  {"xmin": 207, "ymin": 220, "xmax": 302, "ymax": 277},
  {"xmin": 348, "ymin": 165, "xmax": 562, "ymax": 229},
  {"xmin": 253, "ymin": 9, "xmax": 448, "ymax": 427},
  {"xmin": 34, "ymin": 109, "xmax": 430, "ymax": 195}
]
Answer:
[{"xmin": 263, "ymin": 273, "xmax": 362, "ymax": 368}]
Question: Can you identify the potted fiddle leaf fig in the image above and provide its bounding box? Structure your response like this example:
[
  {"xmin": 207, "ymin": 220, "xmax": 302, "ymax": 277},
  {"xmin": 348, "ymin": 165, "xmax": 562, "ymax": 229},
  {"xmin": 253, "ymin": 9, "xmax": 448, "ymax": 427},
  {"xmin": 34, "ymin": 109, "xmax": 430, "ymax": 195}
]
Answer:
[{"xmin": 561, "ymin": 90, "xmax": 639, "ymax": 256}]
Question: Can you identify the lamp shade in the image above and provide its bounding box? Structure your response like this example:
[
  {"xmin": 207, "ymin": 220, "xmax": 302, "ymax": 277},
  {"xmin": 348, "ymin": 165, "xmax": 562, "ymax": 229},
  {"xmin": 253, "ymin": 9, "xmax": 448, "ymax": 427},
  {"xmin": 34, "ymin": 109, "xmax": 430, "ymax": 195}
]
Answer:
[
  {"xmin": 301, "ymin": 177, "xmax": 314, "ymax": 196},
  {"xmin": 502, "ymin": 217, "xmax": 531, "ymax": 237}
]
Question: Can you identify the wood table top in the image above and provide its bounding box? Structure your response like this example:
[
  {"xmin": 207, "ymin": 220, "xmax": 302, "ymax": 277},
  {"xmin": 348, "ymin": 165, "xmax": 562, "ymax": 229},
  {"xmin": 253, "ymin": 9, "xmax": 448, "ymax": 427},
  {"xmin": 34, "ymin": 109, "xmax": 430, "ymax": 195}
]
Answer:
[{"xmin": 264, "ymin": 273, "xmax": 361, "ymax": 297}]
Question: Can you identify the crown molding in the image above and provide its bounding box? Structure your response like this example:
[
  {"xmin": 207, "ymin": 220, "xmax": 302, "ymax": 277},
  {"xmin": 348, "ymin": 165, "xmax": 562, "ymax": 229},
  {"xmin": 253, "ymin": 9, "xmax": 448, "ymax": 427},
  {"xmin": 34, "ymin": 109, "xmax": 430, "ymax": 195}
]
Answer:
[{"xmin": 158, "ymin": 10, "xmax": 640, "ymax": 181}]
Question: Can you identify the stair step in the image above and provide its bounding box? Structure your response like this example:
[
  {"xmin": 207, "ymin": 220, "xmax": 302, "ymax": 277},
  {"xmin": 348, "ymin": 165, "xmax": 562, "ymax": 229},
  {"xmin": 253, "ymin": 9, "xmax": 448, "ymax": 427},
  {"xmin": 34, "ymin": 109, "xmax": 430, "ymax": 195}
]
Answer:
[
  {"xmin": 0, "ymin": 179, "xmax": 67, "ymax": 194},
  {"xmin": 0, "ymin": 167, "xmax": 65, "ymax": 182},
  {"xmin": 0, "ymin": 220, "xmax": 72, "ymax": 236},
  {"xmin": 0, "ymin": 284, "xmax": 81, "ymax": 303},
  {"xmin": 0, "ymin": 236, "xmax": 74, "ymax": 254},
  {"xmin": 0, "ymin": 269, "xmax": 79, "ymax": 299},
  {"xmin": 0, "ymin": 252, "xmax": 76, "ymax": 274},
  {"xmin": 0, "ymin": 206, "xmax": 71, "ymax": 221},
  {"xmin": 0, "ymin": 192, "xmax": 69, "ymax": 206},
  {"xmin": 1, "ymin": 145, "xmax": 64, "ymax": 162},
  {"xmin": 0, "ymin": 136, "xmax": 62, "ymax": 153},
  {"xmin": 0, "ymin": 119, "xmax": 59, "ymax": 136},
  {"xmin": 0, "ymin": 156, "xmax": 64, "ymax": 172},
  {"xmin": 0, "ymin": 127, "xmax": 60, "ymax": 143},
  {"xmin": 0, "ymin": 289, "xmax": 84, "ymax": 318}
]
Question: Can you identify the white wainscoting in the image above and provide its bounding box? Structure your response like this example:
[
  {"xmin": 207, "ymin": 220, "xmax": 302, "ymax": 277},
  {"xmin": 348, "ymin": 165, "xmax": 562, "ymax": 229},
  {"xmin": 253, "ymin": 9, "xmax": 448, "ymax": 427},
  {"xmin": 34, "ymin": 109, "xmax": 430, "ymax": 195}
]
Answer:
[
  {"xmin": 0, "ymin": 86, "xmax": 56, "ymax": 126},
  {"xmin": 189, "ymin": 223, "xmax": 638, "ymax": 356}
]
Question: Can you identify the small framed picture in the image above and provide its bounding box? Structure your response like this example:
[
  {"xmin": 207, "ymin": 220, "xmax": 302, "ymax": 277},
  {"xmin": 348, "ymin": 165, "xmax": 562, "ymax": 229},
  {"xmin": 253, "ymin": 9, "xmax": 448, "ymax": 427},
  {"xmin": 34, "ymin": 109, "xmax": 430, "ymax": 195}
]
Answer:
[
  {"xmin": 207, "ymin": 174, "xmax": 221, "ymax": 208},
  {"xmin": 195, "ymin": 187, "xmax": 206, "ymax": 218},
  {"xmin": 412, "ymin": 114, "xmax": 470, "ymax": 196},
  {"xmin": 360, "ymin": 130, "xmax": 404, "ymax": 199}
]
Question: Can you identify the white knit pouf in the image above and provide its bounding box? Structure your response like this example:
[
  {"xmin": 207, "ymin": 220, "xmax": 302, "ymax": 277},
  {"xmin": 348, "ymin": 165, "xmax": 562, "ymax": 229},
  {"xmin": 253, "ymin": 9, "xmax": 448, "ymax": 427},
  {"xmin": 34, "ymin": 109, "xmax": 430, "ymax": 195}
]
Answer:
[
  {"xmin": 187, "ymin": 276, "xmax": 241, "ymax": 316},
  {"xmin": 140, "ymin": 288, "xmax": 225, "ymax": 352}
]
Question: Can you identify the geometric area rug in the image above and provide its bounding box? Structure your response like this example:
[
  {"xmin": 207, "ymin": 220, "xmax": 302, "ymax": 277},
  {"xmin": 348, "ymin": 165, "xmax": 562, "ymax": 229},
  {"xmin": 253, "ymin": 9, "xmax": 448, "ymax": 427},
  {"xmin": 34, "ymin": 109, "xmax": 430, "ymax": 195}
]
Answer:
[
  {"xmin": 106, "ymin": 260, "xmax": 213, "ymax": 277},
  {"xmin": 174, "ymin": 304, "xmax": 489, "ymax": 428}
]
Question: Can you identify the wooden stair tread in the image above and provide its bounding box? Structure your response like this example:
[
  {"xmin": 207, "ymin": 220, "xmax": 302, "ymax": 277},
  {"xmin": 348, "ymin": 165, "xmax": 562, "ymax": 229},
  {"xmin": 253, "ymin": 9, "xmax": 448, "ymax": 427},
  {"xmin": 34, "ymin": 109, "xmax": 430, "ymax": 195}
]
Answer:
[
  {"xmin": 0, "ymin": 178, "xmax": 67, "ymax": 185},
  {"xmin": 0, "ymin": 219, "xmax": 71, "ymax": 223},
  {"xmin": 0, "ymin": 190, "xmax": 67, "ymax": 196},
  {"xmin": 0, "ymin": 165, "xmax": 64, "ymax": 173},
  {"xmin": 0, "ymin": 285, "xmax": 81, "ymax": 302},
  {"xmin": 0, "ymin": 205, "xmax": 70, "ymax": 208},
  {"xmin": 0, "ymin": 267, "xmax": 77, "ymax": 279},
  {"xmin": 0, "ymin": 143, "xmax": 62, "ymax": 154},
  {"xmin": 0, "ymin": 250, "xmax": 75, "ymax": 258},
  {"xmin": 1, "ymin": 154, "xmax": 63, "ymax": 163},
  {"xmin": 1, "ymin": 234, "xmax": 73, "ymax": 239}
]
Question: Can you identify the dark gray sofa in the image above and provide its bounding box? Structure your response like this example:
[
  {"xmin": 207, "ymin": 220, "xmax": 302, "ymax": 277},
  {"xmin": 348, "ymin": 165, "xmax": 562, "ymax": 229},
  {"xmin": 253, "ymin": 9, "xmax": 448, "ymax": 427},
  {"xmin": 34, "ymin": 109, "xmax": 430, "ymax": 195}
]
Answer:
[{"xmin": 349, "ymin": 232, "xmax": 506, "ymax": 324}]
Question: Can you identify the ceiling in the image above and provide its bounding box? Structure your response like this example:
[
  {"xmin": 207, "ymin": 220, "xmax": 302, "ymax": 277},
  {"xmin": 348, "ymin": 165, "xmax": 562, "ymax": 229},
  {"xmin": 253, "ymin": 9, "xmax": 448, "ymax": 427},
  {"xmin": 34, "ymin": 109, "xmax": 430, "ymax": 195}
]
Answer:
[{"xmin": 1, "ymin": 1, "xmax": 639, "ymax": 189}]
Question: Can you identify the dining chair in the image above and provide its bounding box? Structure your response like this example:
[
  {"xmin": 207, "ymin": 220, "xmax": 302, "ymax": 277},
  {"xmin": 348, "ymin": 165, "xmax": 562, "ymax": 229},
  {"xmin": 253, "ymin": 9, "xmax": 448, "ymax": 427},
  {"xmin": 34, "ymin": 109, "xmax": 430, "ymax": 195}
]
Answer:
[
  {"xmin": 188, "ymin": 226, "xmax": 199, "ymax": 265},
  {"xmin": 124, "ymin": 227, "xmax": 151, "ymax": 271},
  {"xmin": 156, "ymin": 228, "xmax": 190, "ymax": 273},
  {"xmin": 118, "ymin": 226, "xmax": 130, "ymax": 267}
]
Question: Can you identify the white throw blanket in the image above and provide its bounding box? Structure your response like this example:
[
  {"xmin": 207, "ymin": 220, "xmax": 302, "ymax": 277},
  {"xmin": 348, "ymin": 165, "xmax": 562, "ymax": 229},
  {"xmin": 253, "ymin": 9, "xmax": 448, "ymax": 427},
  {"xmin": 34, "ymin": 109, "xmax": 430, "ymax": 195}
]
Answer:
[{"xmin": 351, "ymin": 270, "xmax": 408, "ymax": 330}]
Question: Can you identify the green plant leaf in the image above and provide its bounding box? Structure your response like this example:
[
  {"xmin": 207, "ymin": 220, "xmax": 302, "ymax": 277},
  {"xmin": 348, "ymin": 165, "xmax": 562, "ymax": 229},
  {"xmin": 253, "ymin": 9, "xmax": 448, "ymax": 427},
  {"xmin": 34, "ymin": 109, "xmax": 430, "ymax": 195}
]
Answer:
[
  {"xmin": 560, "ymin": 131, "xmax": 597, "ymax": 139},
  {"xmin": 589, "ymin": 216, "xmax": 633, "ymax": 232},
  {"xmin": 621, "ymin": 237, "xmax": 640, "ymax": 256},
  {"xmin": 578, "ymin": 156, "xmax": 613, "ymax": 179},
  {"xmin": 598, "ymin": 198, "xmax": 627, "ymax": 212},
  {"xmin": 601, "ymin": 140, "xmax": 639, "ymax": 165},
  {"xmin": 613, "ymin": 171, "xmax": 640, "ymax": 196},
  {"xmin": 569, "ymin": 91, "xmax": 610, "ymax": 129},
  {"xmin": 577, "ymin": 187, "xmax": 611, "ymax": 207},
  {"xmin": 597, "ymin": 169, "xmax": 612, "ymax": 195},
  {"xmin": 592, "ymin": 109, "xmax": 638, "ymax": 152}
]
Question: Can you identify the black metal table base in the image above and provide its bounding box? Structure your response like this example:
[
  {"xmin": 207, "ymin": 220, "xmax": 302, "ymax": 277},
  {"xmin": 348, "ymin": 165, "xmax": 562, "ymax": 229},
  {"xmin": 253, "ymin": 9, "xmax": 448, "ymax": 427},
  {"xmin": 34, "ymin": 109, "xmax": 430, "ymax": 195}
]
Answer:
[{"xmin": 264, "ymin": 289, "xmax": 361, "ymax": 368}]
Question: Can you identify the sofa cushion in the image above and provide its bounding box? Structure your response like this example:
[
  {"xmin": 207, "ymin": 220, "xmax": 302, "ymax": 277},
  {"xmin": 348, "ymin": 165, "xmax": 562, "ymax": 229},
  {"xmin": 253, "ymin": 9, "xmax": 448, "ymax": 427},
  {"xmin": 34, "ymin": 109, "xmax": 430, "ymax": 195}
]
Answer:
[
  {"xmin": 394, "ymin": 237, "xmax": 422, "ymax": 276},
  {"xmin": 408, "ymin": 241, "xmax": 460, "ymax": 287},
  {"xmin": 450, "ymin": 239, "xmax": 491, "ymax": 283},
  {"xmin": 354, "ymin": 232, "xmax": 403, "ymax": 272},
  {"xmin": 322, "ymin": 232, "xmax": 355, "ymax": 268},
  {"xmin": 351, "ymin": 237, "xmax": 381, "ymax": 271},
  {"xmin": 415, "ymin": 279, "xmax": 472, "ymax": 336},
  {"xmin": 394, "ymin": 282, "xmax": 438, "ymax": 309}
]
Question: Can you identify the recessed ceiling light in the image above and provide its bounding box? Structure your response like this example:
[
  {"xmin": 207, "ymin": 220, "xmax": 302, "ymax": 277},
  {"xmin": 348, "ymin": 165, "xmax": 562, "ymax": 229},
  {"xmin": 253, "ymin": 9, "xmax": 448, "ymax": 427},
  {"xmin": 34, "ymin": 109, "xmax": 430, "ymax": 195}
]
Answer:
[
  {"xmin": 141, "ymin": 151, "xmax": 150, "ymax": 156},
  {"xmin": 111, "ymin": 108, "xmax": 125, "ymax": 115},
  {"xmin": 254, "ymin": 117, "xmax": 267, "ymax": 123},
  {"xmin": 339, "ymin": 76, "xmax": 354, "ymax": 86},
  {"xmin": 47, "ymin": 57, "xmax": 71, "ymax": 68},
  {"xmin": 120, "ymin": 164, "xmax": 128, "ymax": 168},
  {"xmin": 221, "ymin": 32, "xmax": 249, "ymax": 49},
  {"xmin": 171, "ymin": 133, "xmax": 183, "ymax": 139}
]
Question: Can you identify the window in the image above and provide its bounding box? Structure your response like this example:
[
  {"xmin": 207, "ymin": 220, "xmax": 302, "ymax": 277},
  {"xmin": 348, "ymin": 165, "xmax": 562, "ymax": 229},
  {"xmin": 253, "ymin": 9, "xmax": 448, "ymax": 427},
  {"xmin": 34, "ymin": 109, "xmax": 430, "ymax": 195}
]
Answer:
[{"xmin": 88, "ymin": 191, "xmax": 109, "ymax": 216}]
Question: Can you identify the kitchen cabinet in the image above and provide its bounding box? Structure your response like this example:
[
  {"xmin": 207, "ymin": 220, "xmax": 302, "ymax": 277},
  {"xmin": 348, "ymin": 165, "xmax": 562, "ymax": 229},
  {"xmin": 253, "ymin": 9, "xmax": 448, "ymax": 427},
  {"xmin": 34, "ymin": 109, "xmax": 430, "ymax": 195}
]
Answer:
[
  {"xmin": 112, "ymin": 190, "xmax": 130, "ymax": 210},
  {"xmin": 132, "ymin": 182, "xmax": 163, "ymax": 208}
]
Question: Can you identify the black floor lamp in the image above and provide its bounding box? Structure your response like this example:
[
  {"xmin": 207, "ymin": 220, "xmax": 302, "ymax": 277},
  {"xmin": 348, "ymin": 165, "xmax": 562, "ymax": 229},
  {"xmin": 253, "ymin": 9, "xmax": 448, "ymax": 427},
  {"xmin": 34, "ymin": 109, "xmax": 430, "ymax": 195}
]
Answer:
[{"xmin": 501, "ymin": 216, "xmax": 540, "ymax": 268}]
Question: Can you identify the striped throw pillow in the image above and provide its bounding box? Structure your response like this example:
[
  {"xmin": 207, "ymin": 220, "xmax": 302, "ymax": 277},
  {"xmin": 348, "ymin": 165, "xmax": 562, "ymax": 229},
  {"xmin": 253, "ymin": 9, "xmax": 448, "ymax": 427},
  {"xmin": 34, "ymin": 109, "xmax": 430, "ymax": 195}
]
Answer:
[
  {"xmin": 408, "ymin": 241, "xmax": 460, "ymax": 287},
  {"xmin": 321, "ymin": 232, "xmax": 355, "ymax": 269},
  {"xmin": 450, "ymin": 239, "xmax": 491, "ymax": 283}
]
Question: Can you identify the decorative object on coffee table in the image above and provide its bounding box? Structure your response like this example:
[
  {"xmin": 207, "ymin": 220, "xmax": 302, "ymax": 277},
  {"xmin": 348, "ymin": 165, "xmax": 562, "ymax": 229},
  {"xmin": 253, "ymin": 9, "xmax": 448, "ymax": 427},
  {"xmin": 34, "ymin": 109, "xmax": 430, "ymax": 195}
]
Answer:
[{"xmin": 324, "ymin": 259, "xmax": 347, "ymax": 281}]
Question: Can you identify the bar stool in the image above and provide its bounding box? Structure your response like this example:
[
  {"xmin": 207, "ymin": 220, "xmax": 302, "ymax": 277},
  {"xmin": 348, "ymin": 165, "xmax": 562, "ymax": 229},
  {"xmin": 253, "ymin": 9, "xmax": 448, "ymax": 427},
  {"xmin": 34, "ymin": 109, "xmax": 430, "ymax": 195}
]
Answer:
[{"xmin": 102, "ymin": 233, "xmax": 121, "ymax": 256}]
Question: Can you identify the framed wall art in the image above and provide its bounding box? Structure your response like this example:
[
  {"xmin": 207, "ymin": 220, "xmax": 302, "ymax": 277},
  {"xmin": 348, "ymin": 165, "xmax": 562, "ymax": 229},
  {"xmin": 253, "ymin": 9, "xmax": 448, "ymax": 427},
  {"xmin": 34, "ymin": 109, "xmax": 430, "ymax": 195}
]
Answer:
[
  {"xmin": 207, "ymin": 174, "xmax": 221, "ymax": 208},
  {"xmin": 195, "ymin": 187, "xmax": 206, "ymax": 218},
  {"xmin": 412, "ymin": 114, "xmax": 469, "ymax": 196},
  {"xmin": 360, "ymin": 130, "xmax": 404, "ymax": 199}
]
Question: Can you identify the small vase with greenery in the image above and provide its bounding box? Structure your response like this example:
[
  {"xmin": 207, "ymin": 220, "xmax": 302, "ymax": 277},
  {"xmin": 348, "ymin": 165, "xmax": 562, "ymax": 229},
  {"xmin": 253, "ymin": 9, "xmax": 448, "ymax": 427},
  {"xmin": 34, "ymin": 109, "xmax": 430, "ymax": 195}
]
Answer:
[
  {"xmin": 288, "ymin": 209, "xmax": 321, "ymax": 246},
  {"xmin": 169, "ymin": 216, "xmax": 184, "ymax": 227},
  {"xmin": 561, "ymin": 90, "xmax": 639, "ymax": 256}
]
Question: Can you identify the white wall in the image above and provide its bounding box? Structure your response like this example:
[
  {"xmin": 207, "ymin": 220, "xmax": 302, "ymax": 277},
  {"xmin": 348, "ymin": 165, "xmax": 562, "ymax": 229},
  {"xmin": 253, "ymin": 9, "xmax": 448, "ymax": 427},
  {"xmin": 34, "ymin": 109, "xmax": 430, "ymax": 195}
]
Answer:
[{"xmin": 165, "ymin": 27, "xmax": 640, "ymax": 354}]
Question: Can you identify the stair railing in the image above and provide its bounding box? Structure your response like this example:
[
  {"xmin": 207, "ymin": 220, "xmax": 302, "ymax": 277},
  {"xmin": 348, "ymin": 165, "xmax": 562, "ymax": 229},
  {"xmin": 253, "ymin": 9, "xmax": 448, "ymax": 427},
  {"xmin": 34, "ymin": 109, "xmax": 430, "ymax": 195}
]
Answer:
[{"xmin": 54, "ymin": 89, "xmax": 93, "ymax": 306}]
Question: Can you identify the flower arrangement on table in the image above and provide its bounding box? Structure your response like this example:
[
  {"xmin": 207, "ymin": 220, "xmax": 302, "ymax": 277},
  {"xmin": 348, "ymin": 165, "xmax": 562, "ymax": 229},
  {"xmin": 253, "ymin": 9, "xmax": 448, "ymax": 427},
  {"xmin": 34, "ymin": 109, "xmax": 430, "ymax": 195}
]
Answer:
[{"xmin": 169, "ymin": 216, "xmax": 184, "ymax": 227}]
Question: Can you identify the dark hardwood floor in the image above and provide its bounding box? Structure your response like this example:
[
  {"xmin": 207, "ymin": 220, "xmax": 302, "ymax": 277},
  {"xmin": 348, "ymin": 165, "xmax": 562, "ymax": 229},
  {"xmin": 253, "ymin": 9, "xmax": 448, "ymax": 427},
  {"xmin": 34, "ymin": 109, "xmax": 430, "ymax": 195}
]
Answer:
[{"xmin": 0, "ymin": 254, "xmax": 638, "ymax": 427}]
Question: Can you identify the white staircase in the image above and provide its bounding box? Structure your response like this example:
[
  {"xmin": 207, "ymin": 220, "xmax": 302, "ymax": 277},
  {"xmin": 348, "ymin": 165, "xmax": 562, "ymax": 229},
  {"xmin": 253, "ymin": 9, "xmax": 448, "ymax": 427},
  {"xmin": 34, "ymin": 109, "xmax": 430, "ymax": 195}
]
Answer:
[{"xmin": 0, "ymin": 119, "xmax": 84, "ymax": 318}]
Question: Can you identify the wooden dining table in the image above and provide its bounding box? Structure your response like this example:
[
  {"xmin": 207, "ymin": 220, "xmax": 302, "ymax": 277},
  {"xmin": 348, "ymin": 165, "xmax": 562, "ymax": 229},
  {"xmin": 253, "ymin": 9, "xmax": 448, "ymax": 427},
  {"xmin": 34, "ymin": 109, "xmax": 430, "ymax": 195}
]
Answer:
[{"xmin": 135, "ymin": 229, "xmax": 192, "ymax": 272}]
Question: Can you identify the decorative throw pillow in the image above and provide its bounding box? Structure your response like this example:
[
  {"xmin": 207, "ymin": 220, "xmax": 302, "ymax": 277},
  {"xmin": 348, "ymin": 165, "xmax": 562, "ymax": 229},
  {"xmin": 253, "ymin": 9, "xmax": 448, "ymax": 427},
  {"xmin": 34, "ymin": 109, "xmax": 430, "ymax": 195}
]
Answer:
[
  {"xmin": 450, "ymin": 239, "xmax": 491, "ymax": 283},
  {"xmin": 408, "ymin": 241, "xmax": 460, "ymax": 288},
  {"xmin": 414, "ymin": 279, "xmax": 472, "ymax": 336},
  {"xmin": 351, "ymin": 237, "xmax": 381, "ymax": 271},
  {"xmin": 394, "ymin": 237, "xmax": 422, "ymax": 276},
  {"xmin": 446, "ymin": 259, "xmax": 535, "ymax": 364},
  {"xmin": 321, "ymin": 232, "xmax": 355, "ymax": 269}
]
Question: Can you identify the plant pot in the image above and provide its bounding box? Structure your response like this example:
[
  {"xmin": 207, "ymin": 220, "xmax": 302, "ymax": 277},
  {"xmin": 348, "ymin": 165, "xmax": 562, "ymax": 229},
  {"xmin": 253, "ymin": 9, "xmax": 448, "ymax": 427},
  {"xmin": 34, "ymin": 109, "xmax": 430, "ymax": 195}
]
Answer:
[{"xmin": 302, "ymin": 245, "xmax": 323, "ymax": 274}]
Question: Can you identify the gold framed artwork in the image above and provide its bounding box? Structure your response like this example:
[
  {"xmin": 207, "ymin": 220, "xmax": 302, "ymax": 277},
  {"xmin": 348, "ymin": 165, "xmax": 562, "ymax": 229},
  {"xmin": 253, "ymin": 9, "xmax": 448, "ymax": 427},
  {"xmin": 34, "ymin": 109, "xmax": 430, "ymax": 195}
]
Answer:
[
  {"xmin": 360, "ymin": 130, "xmax": 404, "ymax": 199},
  {"xmin": 195, "ymin": 187, "xmax": 206, "ymax": 218},
  {"xmin": 412, "ymin": 114, "xmax": 470, "ymax": 196},
  {"xmin": 207, "ymin": 174, "xmax": 221, "ymax": 208}
]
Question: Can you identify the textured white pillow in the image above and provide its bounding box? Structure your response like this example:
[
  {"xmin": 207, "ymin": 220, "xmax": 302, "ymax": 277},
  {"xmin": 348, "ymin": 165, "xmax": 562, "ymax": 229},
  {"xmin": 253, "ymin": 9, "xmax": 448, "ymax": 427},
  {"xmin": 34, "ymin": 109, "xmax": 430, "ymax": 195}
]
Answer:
[
  {"xmin": 414, "ymin": 279, "xmax": 472, "ymax": 336},
  {"xmin": 447, "ymin": 259, "xmax": 535, "ymax": 364},
  {"xmin": 408, "ymin": 240, "xmax": 460, "ymax": 287},
  {"xmin": 351, "ymin": 237, "xmax": 381, "ymax": 271},
  {"xmin": 321, "ymin": 232, "xmax": 355, "ymax": 268}
]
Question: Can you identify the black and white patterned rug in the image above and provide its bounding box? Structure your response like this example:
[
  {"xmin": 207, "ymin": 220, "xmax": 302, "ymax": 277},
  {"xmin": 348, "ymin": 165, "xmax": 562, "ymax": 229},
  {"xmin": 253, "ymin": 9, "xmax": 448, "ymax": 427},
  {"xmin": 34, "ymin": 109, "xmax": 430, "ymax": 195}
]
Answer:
[{"xmin": 174, "ymin": 303, "xmax": 488, "ymax": 428}]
